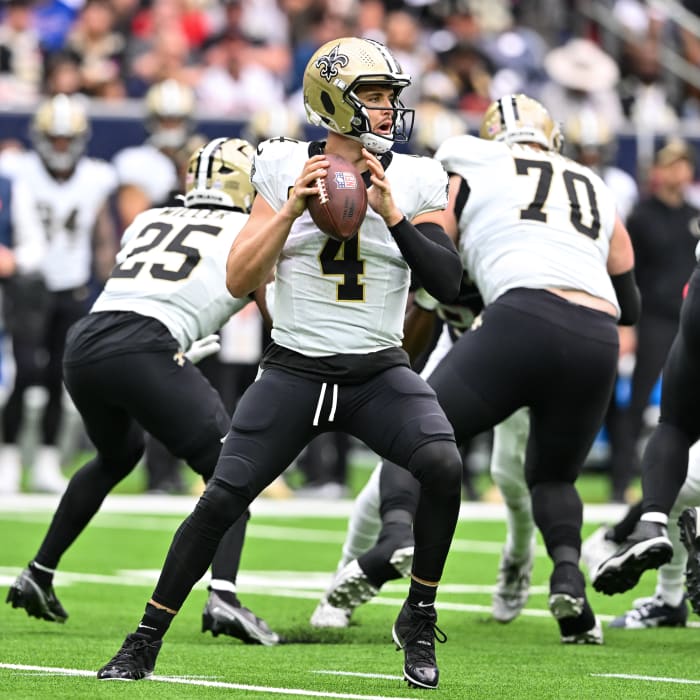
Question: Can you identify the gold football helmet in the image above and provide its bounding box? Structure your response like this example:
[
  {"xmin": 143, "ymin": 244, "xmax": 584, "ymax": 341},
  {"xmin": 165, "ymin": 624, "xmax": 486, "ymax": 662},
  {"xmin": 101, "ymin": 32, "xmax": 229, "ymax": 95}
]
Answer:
[
  {"xmin": 145, "ymin": 79, "xmax": 196, "ymax": 150},
  {"xmin": 31, "ymin": 93, "xmax": 90, "ymax": 174},
  {"xmin": 563, "ymin": 109, "xmax": 614, "ymax": 166},
  {"xmin": 480, "ymin": 94, "xmax": 562, "ymax": 152},
  {"xmin": 184, "ymin": 137, "xmax": 255, "ymax": 212},
  {"xmin": 412, "ymin": 102, "xmax": 466, "ymax": 156},
  {"xmin": 303, "ymin": 37, "xmax": 414, "ymax": 154},
  {"xmin": 242, "ymin": 105, "xmax": 304, "ymax": 146}
]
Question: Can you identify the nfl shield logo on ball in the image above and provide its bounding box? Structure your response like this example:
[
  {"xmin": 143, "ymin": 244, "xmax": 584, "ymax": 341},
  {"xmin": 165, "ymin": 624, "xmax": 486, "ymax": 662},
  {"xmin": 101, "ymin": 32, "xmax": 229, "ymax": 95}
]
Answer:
[{"xmin": 335, "ymin": 171, "xmax": 357, "ymax": 189}]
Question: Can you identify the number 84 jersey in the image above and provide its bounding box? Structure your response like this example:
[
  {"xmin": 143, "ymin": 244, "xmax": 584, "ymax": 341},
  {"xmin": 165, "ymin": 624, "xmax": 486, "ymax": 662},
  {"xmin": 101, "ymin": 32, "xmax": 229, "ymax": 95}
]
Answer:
[
  {"xmin": 435, "ymin": 135, "xmax": 620, "ymax": 315},
  {"xmin": 92, "ymin": 206, "xmax": 251, "ymax": 351}
]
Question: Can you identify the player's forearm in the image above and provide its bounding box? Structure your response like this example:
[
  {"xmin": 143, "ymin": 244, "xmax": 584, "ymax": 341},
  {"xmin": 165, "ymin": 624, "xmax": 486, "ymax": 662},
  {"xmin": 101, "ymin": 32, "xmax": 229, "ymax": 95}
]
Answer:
[
  {"xmin": 389, "ymin": 219, "xmax": 462, "ymax": 303},
  {"xmin": 227, "ymin": 210, "xmax": 295, "ymax": 298}
]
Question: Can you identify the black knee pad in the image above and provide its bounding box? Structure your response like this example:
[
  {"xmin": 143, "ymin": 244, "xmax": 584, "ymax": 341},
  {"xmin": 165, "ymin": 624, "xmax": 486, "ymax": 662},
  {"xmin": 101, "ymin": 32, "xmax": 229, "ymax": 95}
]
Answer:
[
  {"xmin": 189, "ymin": 478, "xmax": 251, "ymax": 539},
  {"xmin": 407, "ymin": 440, "xmax": 462, "ymax": 494}
]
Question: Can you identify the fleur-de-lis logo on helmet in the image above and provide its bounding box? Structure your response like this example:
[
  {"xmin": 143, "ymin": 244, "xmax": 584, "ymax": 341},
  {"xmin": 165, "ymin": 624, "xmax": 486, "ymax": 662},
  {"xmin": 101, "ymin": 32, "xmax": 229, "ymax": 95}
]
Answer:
[{"xmin": 315, "ymin": 45, "xmax": 349, "ymax": 83}]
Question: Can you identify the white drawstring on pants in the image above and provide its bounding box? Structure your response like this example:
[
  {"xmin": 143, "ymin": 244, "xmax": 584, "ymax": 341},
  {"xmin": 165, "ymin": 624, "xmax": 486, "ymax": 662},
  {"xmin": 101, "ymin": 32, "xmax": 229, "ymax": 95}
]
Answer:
[{"xmin": 312, "ymin": 382, "xmax": 338, "ymax": 426}]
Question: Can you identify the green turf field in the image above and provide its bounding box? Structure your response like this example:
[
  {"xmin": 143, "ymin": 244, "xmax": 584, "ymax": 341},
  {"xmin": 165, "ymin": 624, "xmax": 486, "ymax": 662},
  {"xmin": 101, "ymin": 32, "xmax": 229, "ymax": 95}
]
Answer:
[{"xmin": 0, "ymin": 489, "xmax": 697, "ymax": 699}]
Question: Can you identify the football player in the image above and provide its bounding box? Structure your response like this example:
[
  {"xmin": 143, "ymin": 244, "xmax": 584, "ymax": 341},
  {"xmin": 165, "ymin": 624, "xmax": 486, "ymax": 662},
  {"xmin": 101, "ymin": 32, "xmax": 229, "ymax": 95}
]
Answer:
[
  {"xmin": 0, "ymin": 93, "xmax": 117, "ymax": 494},
  {"xmin": 112, "ymin": 79, "xmax": 198, "ymax": 229},
  {"xmin": 97, "ymin": 36, "xmax": 464, "ymax": 690},
  {"xmin": 6, "ymin": 138, "xmax": 280, "ymax": 647},
  {"xmin": 373, "ymin": 95, "xmax": 638, "ymax": 647}
]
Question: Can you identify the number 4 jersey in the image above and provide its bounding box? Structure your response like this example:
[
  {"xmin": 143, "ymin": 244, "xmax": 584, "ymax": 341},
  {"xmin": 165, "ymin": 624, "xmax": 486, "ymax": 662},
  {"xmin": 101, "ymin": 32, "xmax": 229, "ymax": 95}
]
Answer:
[
  {"xmin": 435, "ymin": 136, "xmax": 620, "ymax": 316},
  {"xmin": 92, "ymin": 206, "xmax": 251, "ymax": 351},
  {"xmin": 252, "ymin": 138, "xmax": 448, "ymax": 357}
]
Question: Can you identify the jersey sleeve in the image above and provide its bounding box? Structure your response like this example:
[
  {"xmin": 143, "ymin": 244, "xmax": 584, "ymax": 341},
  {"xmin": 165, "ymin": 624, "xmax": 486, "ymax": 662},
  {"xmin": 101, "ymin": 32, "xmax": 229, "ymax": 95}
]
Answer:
[
  {"xmin": 412, "ymin": 156, "xmax": 448, "ymax": 217},
  {"xmin": 93, "ymin": 160, "xmax": 119, "ymax": 202},
  {"xmin": 113, "ymin": 147, "xmax": 177, "ymax": 203},
  {"xmin": 434, "ymin": 134, "xmax": 494, "ymax": 181},
  {"xmin": 251, "ymin": 138, "xmax": 304, "ymax": 211}
]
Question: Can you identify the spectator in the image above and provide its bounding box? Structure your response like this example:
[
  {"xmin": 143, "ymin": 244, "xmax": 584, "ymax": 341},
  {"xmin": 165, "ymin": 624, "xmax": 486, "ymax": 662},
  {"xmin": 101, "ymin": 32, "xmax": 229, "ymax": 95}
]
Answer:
[
  {"xmin": 195, "ymin": 28, "xmax": 285, "ymax": 117},
  {"xmin": 63, "ymin": 0, "xmax": 126, "ymax": 98},
  {"xmin": 0, "ymin": 0, "xmax": 43, "ymax": 104},
  {"xmin": 33, "ymin": 0, "xmax": 82, "ymax": 55},
  {"xmin": 383, "ymin": 9, "xmax": 436, "ymax": 107},
  {"xmin": 123, "ymin": 18, "xmax": 200, "ymax": 97},
  {"xmin": 42, "ymin": 49, "xmax": 83, "ymax": 95},
  {"xmin": 540, "ymin": 37, "xmax": 624, "ymax": 131},
  {"xmin": 606, "ymin": 138, "xmax": 700, "ymax": 502}
]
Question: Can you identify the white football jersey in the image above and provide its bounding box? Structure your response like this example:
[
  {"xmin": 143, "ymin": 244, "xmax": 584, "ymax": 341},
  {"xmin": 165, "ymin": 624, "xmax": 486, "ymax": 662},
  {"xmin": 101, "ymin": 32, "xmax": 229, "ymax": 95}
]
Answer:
[
  {"xmin": 112, "ymin": 143, "xmax": 178, "ymax": 205},
  {"xmin": 253, "ymin": 138, "xmax": 448, "ymax": 357},
  {"xmin": 92, "ymin": 206, "xmax": 251, "ymax": 350},
  {"xmin": 9, "ymin": 151, "xmax": 117, "ymax": 291},
  {"xmin": 435, "ymin": 136, "xmax": 620, "ymax": 316}
]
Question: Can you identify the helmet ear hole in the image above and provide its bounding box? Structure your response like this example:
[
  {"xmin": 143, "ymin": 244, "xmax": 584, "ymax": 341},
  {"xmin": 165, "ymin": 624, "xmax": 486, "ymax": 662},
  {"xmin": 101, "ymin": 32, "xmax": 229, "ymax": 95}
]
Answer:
[{"xmin": 321, "ymin": 91, "xmax": 335, "ymax": 115}]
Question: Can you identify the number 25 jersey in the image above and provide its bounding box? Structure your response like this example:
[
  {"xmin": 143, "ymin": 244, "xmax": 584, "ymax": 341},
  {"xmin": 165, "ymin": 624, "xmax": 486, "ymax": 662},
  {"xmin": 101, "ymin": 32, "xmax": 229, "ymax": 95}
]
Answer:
[
  {"xmin": 253, "ymin": 138, "xmax": 448, "ymax": 357},
  {"xmin": 435, "ymin": 136, "xmax": 620, "ymax": 317},
  {"xmin": 92, "ymin": 206, "xmax": 251, "ymax": 350}
]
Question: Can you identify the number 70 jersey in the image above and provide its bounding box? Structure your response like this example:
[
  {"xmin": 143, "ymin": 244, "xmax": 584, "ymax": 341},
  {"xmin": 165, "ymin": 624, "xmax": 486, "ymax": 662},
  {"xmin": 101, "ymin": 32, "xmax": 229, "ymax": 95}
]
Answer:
[
  {"xmin": 435, "ymin": 135, "xmax": 620, "ymax": 315},
  {"xmin": 92, "ymin": 206, "xmax": 251, "ymax": 350}
]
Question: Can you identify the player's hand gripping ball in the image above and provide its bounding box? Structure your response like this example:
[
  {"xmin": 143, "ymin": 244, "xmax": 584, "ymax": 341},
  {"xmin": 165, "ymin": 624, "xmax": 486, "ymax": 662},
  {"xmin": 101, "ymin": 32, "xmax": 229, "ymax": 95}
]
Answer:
[{"xmin": 307, "ymin": 154, "xmax": 368, "ymax": 242}]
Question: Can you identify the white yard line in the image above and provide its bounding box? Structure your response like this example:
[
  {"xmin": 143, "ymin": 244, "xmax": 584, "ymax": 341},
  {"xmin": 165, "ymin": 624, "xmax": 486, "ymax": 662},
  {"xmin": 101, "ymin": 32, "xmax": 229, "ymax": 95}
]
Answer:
[
  {"xmin": 592, "ymin": 673, "xmax": 700, "ymax": 685},
  {"xmin": 0, "ymin": 663, "xmax": 415, "ymax": 699},
  {"xmin": 0, "ymin": 493, "xmax": 629, "ymax": 523}
]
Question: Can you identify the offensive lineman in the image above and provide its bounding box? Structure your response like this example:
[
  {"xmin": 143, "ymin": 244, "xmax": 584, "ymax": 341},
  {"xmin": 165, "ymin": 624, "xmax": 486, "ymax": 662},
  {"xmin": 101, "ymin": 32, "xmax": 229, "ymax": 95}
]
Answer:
[{"xmin": 6, "ymin": 138, "xmax": 279, "ymax": 647}]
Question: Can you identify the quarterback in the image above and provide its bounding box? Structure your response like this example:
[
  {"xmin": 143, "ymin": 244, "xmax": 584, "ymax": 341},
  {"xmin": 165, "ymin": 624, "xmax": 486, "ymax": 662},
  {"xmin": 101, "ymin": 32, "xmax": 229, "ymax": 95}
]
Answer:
[{"xmin": 97, "ymin": 37, "xmax": 463, "ymax": 690}]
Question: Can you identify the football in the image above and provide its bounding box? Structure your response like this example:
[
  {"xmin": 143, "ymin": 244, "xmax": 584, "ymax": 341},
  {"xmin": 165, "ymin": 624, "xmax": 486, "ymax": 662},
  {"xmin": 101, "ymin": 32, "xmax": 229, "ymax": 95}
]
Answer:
[{"xmin": 307, "ymin": 154, "xmax": 368, "ymax": 242}]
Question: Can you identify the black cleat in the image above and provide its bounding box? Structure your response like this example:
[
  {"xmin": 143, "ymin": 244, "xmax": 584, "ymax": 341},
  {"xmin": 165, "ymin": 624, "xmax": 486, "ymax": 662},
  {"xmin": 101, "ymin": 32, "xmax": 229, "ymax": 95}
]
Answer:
[
  {"xmin": 610, "ymin": 594, "xmax": 688, "ymax": 629},
  {"xmin": 548, "ymin": 563, "xmax": 603, "ymax": 644},
  {"xmin": 679, "ymin": 507, "xmax": 700, "ymax": 615},
  {"xmin": 6, "ymin": 567, "xmax": 68, "ymax": 623},
  {"xmin": 392, "ymin": 599, "xmax": 446, "ymax": 689},
  {"xmin": 97, "ymin": 633, "xmax": 162, "ymax": 680},
  {"xmin": 592, "ymin": 520, "xmax": 672, "ymax": 595},
  {"xmin": 202, "ymin": 590, "xmax": 280, "ymax": 646}
]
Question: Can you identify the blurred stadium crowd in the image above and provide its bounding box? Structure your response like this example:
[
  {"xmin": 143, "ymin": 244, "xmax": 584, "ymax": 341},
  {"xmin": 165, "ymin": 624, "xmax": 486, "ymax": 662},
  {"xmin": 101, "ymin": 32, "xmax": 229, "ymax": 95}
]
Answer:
[
  {"xmin": 0, "ymin": 0, "xmax": 699, "ymax": 502},
  {"xmin": 0, "ymin": 0, "xmax": 699, "ymax": 135}
]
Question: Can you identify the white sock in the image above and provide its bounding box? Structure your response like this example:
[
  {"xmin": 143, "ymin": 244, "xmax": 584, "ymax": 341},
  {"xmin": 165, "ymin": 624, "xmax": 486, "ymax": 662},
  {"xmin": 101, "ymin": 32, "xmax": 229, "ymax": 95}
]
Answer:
[
  {"xmin": 209, "ymin": 579, "xmax": 236, "ymax": 594},
  {"xmin": 641, "ymin": 512, "xmax": 668, "ymax": 527}
]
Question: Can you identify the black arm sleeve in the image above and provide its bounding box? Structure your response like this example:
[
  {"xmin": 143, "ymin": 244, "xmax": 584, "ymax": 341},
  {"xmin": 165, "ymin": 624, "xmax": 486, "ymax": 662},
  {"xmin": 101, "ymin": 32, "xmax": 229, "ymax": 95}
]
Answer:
[
  {"xmin": 611, "ymin": 269, "xmax": 642, "ymax": 326},
  {"xmin": 388, "ymin": 217, "xmax": 462, "ymax": 303}
]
